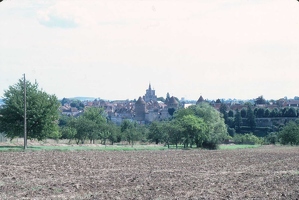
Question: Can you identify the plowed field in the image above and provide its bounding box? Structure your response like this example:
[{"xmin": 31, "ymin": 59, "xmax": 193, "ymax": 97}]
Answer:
[{"xmin": 1, "ymin": 146, "xmax": 299, "ymax": 199}]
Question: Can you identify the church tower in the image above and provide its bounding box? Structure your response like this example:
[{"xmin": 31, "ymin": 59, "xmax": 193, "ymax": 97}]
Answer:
[{"xmin": 144, "ymin": 83, "xmax": 157, "ymax": 102}]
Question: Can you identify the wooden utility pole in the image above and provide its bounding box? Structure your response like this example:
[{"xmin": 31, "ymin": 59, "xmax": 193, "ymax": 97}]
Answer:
[{"xmin": 24, "ymin": 74, "xmax": 27, "ymax": 150}]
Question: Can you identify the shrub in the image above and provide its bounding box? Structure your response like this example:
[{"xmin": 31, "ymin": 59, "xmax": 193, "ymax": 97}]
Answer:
[
  {"xmin": 278, "ymin": 121, "xmax": 299, "ymax": 145},
  {"xmin": 264, "ymin": 132, "xmax": 278, "ymax": 145},
  {"xmin": 233, "ymin": 133, "xmax": 262, "ymax": 145}
]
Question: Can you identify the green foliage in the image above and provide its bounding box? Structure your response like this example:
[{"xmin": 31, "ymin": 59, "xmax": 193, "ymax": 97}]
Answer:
[
  {"xmin": 240, "ymin": 108, "xmax": 247, "ymax": 118},
  {"xmin": 161, "ymin": 120, "xmax": 182, "ymax": 149},
  {"xmin": 177, "ymin": 115, "xmax": 208, "ymax": 148},
  {"xmin": 233, "ymin": 133, "xmax": 262, "ymax": 145},
  {"xmin": 228, "ymin": 110, "xmax": 234, "ymax": 117},
  {"xmin": 174, "ymin": 103, "xmax": 228, "ymax": 149},
  {"xmin": 278, "ymin": 121, "xmax": 299, "ymax": 145},
  {"xmin": 227, "ymin": 127, "xmax": 236, "ymax": 137},
  {"xmin": 0, "ymin": 78, "xmax": 60, "ymax": 141},
  {"xmin": 219, "ymin": 103, "xmax": 228, "ymax": 123},
  {"xmin": 148, "ymin": 121, "xmax": 166, "ymax": 144},
  {"xmin": 246, "ymin": 105, "xmax": 256, "ymax": 131},
  {"xmin": 234, "ymin": 109, "xmax": 242, "ymax": 132},
  {"xmin": 120, "ymin": 120, "xmax": 141, "ymax": 146},
  {"xmin": 264, "ymin": 132, "xmax": 278, "ymax": 145},
  {"xmin": 256, "ymin": 108, "xmax": 265, "ymax": 118},
  {"xmin": 70, "ymin": 100, "xmax": 84, "ymax": 110},
  {"xmin": 255, "ymin": 95, "xmax": 266, "ymax": 105},
  {"xmin": 264, "ymin": 108, "xmax": 270, "ymax": 118}
]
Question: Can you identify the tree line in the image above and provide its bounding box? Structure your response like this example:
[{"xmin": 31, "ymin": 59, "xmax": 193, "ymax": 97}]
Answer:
[{"xmin": 1, "ymin": 78, "xmax": 299, "ymax": 148}]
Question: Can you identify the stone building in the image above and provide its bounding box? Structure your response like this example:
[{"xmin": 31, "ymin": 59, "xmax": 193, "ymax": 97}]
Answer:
[
  {"xmin": 143, "ymin": 83, "xmax": 157, "ymax": 102},
  {"xmin": 135, "ymin": 96, "xmax": 146, "ymax": 121}
]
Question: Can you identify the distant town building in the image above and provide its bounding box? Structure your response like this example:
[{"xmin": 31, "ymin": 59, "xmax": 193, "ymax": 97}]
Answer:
[
  {"xmin": 143, "ymin": 83, "xmax": 157, "ymax": 102},
  {"xmin": 135, "ymin": 97, "xmax": 146, "ymax": 121}
]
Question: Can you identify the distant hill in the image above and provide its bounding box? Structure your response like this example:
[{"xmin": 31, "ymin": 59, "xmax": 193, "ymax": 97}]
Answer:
[{"xmin": 69, "ymin": 97, "xmax": 97, "ymax": 101}]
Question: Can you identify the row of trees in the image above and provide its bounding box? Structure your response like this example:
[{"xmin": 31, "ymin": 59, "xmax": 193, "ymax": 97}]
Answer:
[
  {"xmin": 2, "ymin": 78, "xmax": 299, "ymax": 148},
  {"xmin": 226, "ymin": 107, "xmax": 299, "ymax": 119},
  {"xmin": 0, "ymin": 78, "xmax": 230, "ymax": 149},
  {"xmin": 58, "ymin": 102, "xmax": 229, "ymax": 149}
]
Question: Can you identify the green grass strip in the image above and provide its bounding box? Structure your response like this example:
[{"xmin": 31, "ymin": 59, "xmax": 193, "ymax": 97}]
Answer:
[{"xmin": 219, "ymin": 144, "xmax": 261, "ymax": 150}]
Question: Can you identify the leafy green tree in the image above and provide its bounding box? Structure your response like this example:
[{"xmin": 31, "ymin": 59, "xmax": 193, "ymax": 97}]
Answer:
[
  {"xmin": 70, "ymin": 100, "xmax": 84, "ymax": 110},
  {"xmin": 177, "ymin": 115, "xmax": 207, "ymax": 148},
  {"xmin": 256, "ymin": 108, "xmax": 265, "ymax": 118},
  {"xmin": 148, "ymin": 121, "xmax": 166, "ymax": 144},
  {"xmin": 246, "ymin": 105, "xmax": 256, "ymax": 131},
  {"xmin": 60, "ymin": 126, "xmax": 77, "ymax": 143},
  {"xmin": 255, "ymin": 95, "xmax": 266, "ymax": 105},
  {"xmin": 278, "ymin": 121, "xmax": 299, "ymax": 145},
  {"xmin": 160, "ymin": 120, "xmax": 182, "ymax": 149},
  {"xmin": 215, "ymin": 99, "xmax": 221, "ymax": 103},
  {"xmin": 105, "ymin": 122, "xmax": 121, "ymax": 145},
  {"xmin": 120, "ymin": 119, "xmax": 140, "ymax": 146},
  {"xmin": 228, "ymin": 110, "xmax": 234, "ymax": 117},
  {"xmin": 240, "ymin": 108, "xmax": 247, "ymax": 118},
  {"xmin": 270, "ymin": 108, "xmax": 279, "ymax": 117},
  {"xmin": 234, "ymin": 109, "xmax": 242, "ymax": 132},
  {"xmin": 226, "ymin": 117, "xmax": 235, "ymax": 128},
  {"xmin": 0, "ymin": 78, "xmax": 60, "ymax": 141},
  {"xmin": 285, "ymin": 107, "xmax": 297, "ymax": 117},
  {"xmin": 82, "ymin": 107, "xmax": 107, "ymax": 143},
  {"xmin": 219, "ymin": 103, "xmax": 228, "ymax": 123},
  {"xmin": 70, "ymin": 116, "xmax": 97, "ymax": 144},
  {"xmin": 264, "ymin": 108, "xmax": 270, "ymax": 118},
  {"xmin": 265, "ymin": 132, "xmax": 278, "ymax": 145},
  {"xmin": 175, "ymin": 103, "xmax": 228, "ymax": 149}
]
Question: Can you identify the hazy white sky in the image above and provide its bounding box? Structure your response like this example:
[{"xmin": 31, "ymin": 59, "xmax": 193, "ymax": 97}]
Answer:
[{"xmin": 1, "ymin": 0, "xmax": 299, "ymax": 101}]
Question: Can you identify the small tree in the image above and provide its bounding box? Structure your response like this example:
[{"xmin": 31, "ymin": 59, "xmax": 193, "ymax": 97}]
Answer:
[
  {"xmin": 148, "ymin": 121, "xmax": 165, "ymax": 144},
  {"xmin": 247, "ymin": 105, "xmax": 256, "ymax": 131},
  {"xmin": 278, "ymin": 121, "xmax": 299, "ymax": 145},
  {"xmin": 255, "ymin": 95, "xmax": 266, "ymax": 105},
  {"xmin": 234, "ymin": 109, "xmax": 242, "ymax": 132},
  {"xmin": 240, "ymin": 108, "xmax": 247, "ymax": 118}
]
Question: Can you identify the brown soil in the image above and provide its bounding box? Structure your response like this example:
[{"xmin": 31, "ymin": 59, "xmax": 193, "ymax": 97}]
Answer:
[{"xmin": 1, "ymin": 146, "xmax": 299, "ymax": 199}]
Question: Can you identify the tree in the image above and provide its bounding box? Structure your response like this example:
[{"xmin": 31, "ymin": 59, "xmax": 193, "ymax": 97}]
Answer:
[
  {"xmin": 0, "ymin": 78, "xmax": 60, "ymax": 141},
  {"xmin": 215, "ymin": 99, "xmax": 221, "ymax": 103},
  {"xmin": 69, "ymin": 116, "xmax": 96, "ymax": 144},
  {"xmin": 278, "ymin": 121, "xmax": 299, "ymax": 145},
  {"xmin": 177, "ymin": 115, "xmax": 207, "ymax": 148},
  {"xmin": 255, "ymin": 95, "xmax": 266, "ymax": 105},
  {"xmin": 240, "ymin": 108, "xmax": 247, "ymax": 118},
  {"xmin": 234, "ymin": 109, "xmax": 242, "ymax": 132},
  {"xmin": 246, "ymin": 105, "xmax": 256, "ymax": 131},
  {"xmin": 256, "ymin": 108, "xmax": 265, "ymax": 118},
  {"xmin": 219, "ymin": 103, "xmax": 228, "ymax": 123},
  {"xmin": 161, "ymin": 120, "xmax": 182, "ymax": 148},
  {"xmin": 264, "ymin": 108, "xmax": 270, "ymax": 118},
  {"xmin": 174, "ymin": 103, "xmax": 228, "ymax": 149},
  {"xmin": 285, "ymin": 107, "xmax": 297, "ymax": 117},
  {"xmin": 120, "ymin": 119, "xmax": 140, "ymax": 146},
  {"xmin": 148, "ymin": 121, "xmax": 166, "ymax": 144},
  {"xmin": 270, "ymin": 108, "xmax": 279, "ymax": 117},
  {"xmin": 82, "ymin": 107, "xmax": 107, "ymax": 144},
  {"xmin": 228, "ymin": 110, "xmax": 234, "ymax": 118}
]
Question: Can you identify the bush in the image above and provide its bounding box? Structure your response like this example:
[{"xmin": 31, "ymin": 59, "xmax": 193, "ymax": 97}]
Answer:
[
  {"xmin": 278, "ymin": 121, "xmax": 299, "ymax": 145},
  {"xmin": 233, "ymin": 133, "xmax": 262, "ymax": 145},
  {"xmin": 264, "ymin": 132, "xmax": 278, "ymax": 145},
  {"xmin": 202, "ymin": 140, "xmax": 219, "ymax": 150}
]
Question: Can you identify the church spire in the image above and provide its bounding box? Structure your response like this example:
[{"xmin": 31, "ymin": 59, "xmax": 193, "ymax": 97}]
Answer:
[{"xmin": 149, "ymin": 83, "xmax": 151, "ymax": 90}]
